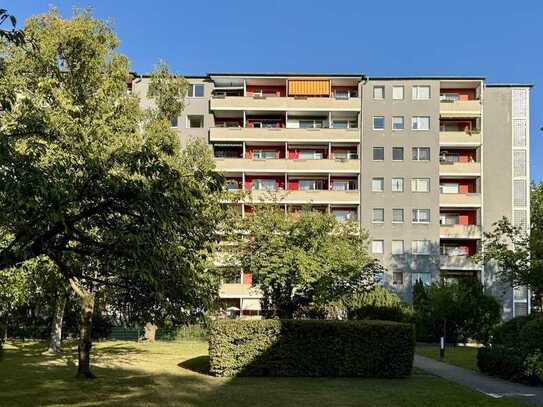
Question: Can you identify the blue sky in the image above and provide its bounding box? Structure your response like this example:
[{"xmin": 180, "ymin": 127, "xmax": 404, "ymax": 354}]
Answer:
[{"xmin": 10, "ymin": 1, "xmax": 542, "ymax": 181}]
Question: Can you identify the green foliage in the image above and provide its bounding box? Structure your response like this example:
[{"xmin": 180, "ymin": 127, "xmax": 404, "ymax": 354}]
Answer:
[
  {"xmin": 477, "ymin": 346, "xmax": 526, "ymax": 382},
  {"xmin": 156, "ymin": 324, "xmax": 208, "ymax": 341},
  {"xmin": 413, "ymin": 280, "xmax": 501, "ymax": 344},
  {"xmin": 518, "ymin": 319, "xmax": 543, "ymax": 354},
  {"xmin": 209, "ymin": 319, "xmax": 415, "ymax": 377},
  {"xmin": 227, "ymin": 205, "xmax": 383, "ymax": 318},
  {"xmin": 345, "ymin": 286, "xmax": 413, "ymax": 322},
  {"xmin": 0, "ymin": 9, "xmax": 224, "ymax": 326},
  {"xmin": 491, "ymin": 315, "xmax": 533, "ymax": 348}
]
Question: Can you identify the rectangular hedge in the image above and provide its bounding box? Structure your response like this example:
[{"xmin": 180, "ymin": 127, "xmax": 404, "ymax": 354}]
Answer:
[{"xmin": 209, "ymin": 319, "xmax": 415, "ymax": 377}]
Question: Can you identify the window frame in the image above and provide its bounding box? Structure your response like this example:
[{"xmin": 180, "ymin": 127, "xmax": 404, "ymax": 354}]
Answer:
[
  {"xmin": 412, "ymin": 85, "xmax": 431, "ymax": 100},
  {"xmin": 372, "ymin": 208, "xmax": 385, "ymax": 223},
  {"xmin": 188, "ymin": 84, "xmax": 205, "ymax": 98},
  {"xmin": 392, "ymin": 271, "xmax": 404, "ymax": 285},
  {"xmin": 391, "ymin": 240, "xmax": 405, "ymax": 255},
  {"xmin": 392, "ymin": 147, "xmax": 404, "ymax": 161},
  {"xmin": 411, "ymin": 178, "xmax": 431, "ymax": 193},
  {"xmin": 412, "ymin": 209, "xmax": 431, "ymax": 224},
  {"xmin": 187, "ymin": 115, "xmax": 204, "ymax": 128},
  {"xmin": 372, "ymin": 146, "xmax": 385, "ymax": 161},
  {"xmin": 170, "ymin": 116, "xmax": 178, "ymax": 128},
  {"xmin": 392, "ymin": 116, "xmax": 405, "ymax": 130},
  {"xmin": 411, "ymin": 116, "xmax": 431, "ymax": 131},
  {"xmin": 372, "ymin": 240, "xmax": 385, "ymax": 254},
  {"xmin": 372, "ymin": 116, "xmax": 385, "ymax": 130},
  {"xmin": 412, "ymin": 147, "xmax": 431, "ymax": 161},
  {"xmin": 392, "ymin": 208, "xmax": 404, "ymax": 223},
  {"xmin": 391, "ymin": 177, "xmax": 404, "ymax": 192},
  {"xmin": 371, "ymin": 177, "xmax": 385, "ymax": 192},
  {"xmin": 392, "ymin": 86, "xmax": 404, "ymax": 100},
  {"xmin": 373, "ymin": 86, "xmax": 385, "ymax": 100},
  {"xmin": 412, "ymin": 240, "xmax": 431, "ymax": 255}
]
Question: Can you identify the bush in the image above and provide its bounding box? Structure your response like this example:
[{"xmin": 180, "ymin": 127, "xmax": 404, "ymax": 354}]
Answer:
[
  {"xmin": 209, "ymin": 319, "xmax": 415, "ymax": 377},
  {"xmin": 492, "ymin": 315, "xmax": 533, "ymax": 349},
  {"xmin": 477, "ymin": 346, "xmax": 526, "ymax": 382},
  {"xmin": 519, "ymin": 319, "xmax": 543, "ymax": 354},
  {"xmin": 345, "ymin": 286, "xmax": 413, "ymax": 323}
]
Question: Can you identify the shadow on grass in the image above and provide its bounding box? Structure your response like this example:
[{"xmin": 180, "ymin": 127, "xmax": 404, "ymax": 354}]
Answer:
[{"xmin": 179, "ymin": 355, "xmax": 210, "ymax": 375}]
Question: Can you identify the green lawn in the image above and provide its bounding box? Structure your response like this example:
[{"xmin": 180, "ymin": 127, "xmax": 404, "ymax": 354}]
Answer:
[
  {"xmin": 0, "ymin": 340, "xmax": 525, "ymax": 407},
  {"xmin": 416, "ymin": 344, "xmax": 480, "ymax": 372}
]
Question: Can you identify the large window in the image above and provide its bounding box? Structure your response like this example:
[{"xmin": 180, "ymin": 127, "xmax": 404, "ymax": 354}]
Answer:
[
  {"xmin": 373, "ymin": 86, "xmax": 385, "ymax": 100},
  {"xmin": 188, "ymin": 84, "xmax": 204, "ymax": 97},
  {"xmin": 412, "ymin": 272, "xmax": 431, "ymax": 285},
  {"xmin": 392, "ymin": 208, "xmax": 404, "ymax": 223},
  {"xmin": 412, "ymin": 147, "xmax": 430, "ymax": 161},
  {"xmin": 298, "ymin": 150, "xmax": 323, "ymax": 160},
  {"xmin": 372, "ymin": 240, "xmax": 384, "ymax": 254},
  {"xmin": 412, "ymin": 209, "xmax": 431, "ymax": 224},
  {"xmin": 391, "ymin": 177, "xmax": 404, "ymax": 192},
  {"xmin": 373, "ymin": 116, "xmax": 385, "ymax": 130},
  {"xmin": 392, "ymin": 86, "xmax": 404, "ymax": 100},
  {"xmin": 440, "ymin": 183, "xmax": 459, "ymax": 194},
  {"xmin": 253, "ymin": 150, "xmax": 278, "ymax": 160},
  {"xmin": 373, "ymin": 147, "xmax": 385, "ymax": 161},
  {"xmin": 299, "ymin": 179, "xmax": 325, "ymax": 191},
  {"xmin": 372, "ymin": 177, "xmax": 384, "ymax": 192},
  {"xmin": 411, "ymin": 116, "xmax": 430, "ymax": 130},
  {"xmin": 333, "ymin": 209, "xmax": 356, "ymax": 223},
  {"xmin": 372, "ymin": 208, "xmax": 385, "ymax": 223},
  {"xmin": 411, "ymin": 178, "xmax": 431, "ymax": 192},
  {"xmin": 253, "ymin": 179, "xmax": 276, "ymax": 191},
  {"xmin": 392, "ymin": 147, "xmax": 404, "ymax": 161},
  {"xmin": 187, "ymin": 115, "xmax": 204, "ymax": 128},
  {"xmin": 412, "ymin": 85, "xmax": 431, "ymax": 100},
  {"xmin": 412, "ymin": 240, "xmax": 430, "ymax": 255},
  {"xmin": 392, "ymin": 116, "xmax": 404, "ymax": 130},
  {"xmin": 300, "ymin": 120, "xmax": 323, "ymax": 129}
]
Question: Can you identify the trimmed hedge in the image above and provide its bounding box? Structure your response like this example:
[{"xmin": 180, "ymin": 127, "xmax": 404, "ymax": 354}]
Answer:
[
  {"xmin": 477, "ymin": 346, "xmax": 526, "ymax": 382},
  {"xmin": 209, "ymin": 319, "xmax": 415, "ymax": 377}
]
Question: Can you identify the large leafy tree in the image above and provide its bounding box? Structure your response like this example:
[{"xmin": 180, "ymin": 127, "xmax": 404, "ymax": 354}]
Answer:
[
  {"xmin": 0, "ymin": 10, "xmax": 224, "ymax": 377},
  {"xmin": 477, "ymin": 182, "xmax": 543, "ymax": 309},
  {"xmin": 226, "ymin": 205, "xmax": 382, "ymax": 318}
]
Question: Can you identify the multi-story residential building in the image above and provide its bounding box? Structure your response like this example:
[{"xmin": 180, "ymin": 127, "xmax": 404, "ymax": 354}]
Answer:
[{"xmin": 131, "ymin": 72, "xmax": 532, "ymax": 320}]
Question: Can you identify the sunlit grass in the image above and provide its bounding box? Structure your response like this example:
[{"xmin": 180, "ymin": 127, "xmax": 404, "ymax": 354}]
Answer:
[{"xmin": 416, "ymin": 344, "xmax": 480, "ymax": 372}]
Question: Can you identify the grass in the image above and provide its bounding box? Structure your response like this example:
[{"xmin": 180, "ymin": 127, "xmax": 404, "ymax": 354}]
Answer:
[
  {"xmin": 0, "ymin": 339, "xmax": 526, "ymax": 407},
  {"xmin": 416, "ymin": 344, "xmax": 480, "ymax": 372}
]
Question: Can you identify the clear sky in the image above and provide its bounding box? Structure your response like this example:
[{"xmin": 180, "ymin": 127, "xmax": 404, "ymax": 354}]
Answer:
[{"xmin": 9, "ymin": 0, "xmax": 543, "ymax": 181}]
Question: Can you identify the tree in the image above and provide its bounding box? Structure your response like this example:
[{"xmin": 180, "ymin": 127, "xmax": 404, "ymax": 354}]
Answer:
[
  {"xmin": 0, "ymin": 9, "xmax": 25, "ymax": 46},
  {"xmin": 0, "ymin": 9, "xmax": 224, "ymax": 378},
  {"xmin": 227, "ymin": 204, "xmax": 382, "ymax": 318}
]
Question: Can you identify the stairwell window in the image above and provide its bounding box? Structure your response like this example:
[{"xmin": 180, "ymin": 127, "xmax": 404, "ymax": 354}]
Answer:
[
  {"xmin": 412, "ymin": 209, "xmax": 431, "ymax": 224},
  {"xmin": 412, "ymin": 85, "xmax": 431, "ymax": 100},
  {"xmin": 187, "ymin": 115, "xmax": 204, "ymax": 128},
  {"xmin": 412, "ymin": 116, "xmax": 430, "ymax": 130},
  {"xmin": 187, "ymin": 84, "xmax": 204, "ymax": 97}
]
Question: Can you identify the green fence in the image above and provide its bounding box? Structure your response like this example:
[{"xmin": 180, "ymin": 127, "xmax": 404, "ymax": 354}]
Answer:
[
  {"xmin": 109, "ymin": 327, "xmax": 143, "ymax": 341},
  {"xmin": 108, "ymin": 325, "xmax": 208, "ymax": 341}
]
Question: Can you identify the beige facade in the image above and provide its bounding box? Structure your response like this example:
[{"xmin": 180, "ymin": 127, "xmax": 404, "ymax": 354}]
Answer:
[{"xmin": 131, "ymin": 72, "xmax": 531, "ymax": 319}]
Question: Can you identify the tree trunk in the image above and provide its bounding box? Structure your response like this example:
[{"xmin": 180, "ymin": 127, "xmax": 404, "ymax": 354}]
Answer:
[
  {"xmin": 69, "ymin": 278, "xmax": 96, "ymax": 379},
  {"xmin": 47, "ymin": 289, "xmax": 66, "ymax": 354}
]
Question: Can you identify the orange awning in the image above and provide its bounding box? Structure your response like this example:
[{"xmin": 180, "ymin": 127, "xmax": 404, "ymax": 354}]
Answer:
[{"xmin": 288, "ymin": 80, "xmax": 330, "ymax": 96}]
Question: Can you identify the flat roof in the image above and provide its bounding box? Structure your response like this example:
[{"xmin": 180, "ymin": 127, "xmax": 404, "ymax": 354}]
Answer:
[
  {"xmin": 368, "ymin": 76, "xmax": 486, "ymax": 80},
  {"xmin": 208, "ymin": 72, "xmax": 364, "ymax": 78},
  {"xmin": 486, "ymin": 83, "xmax": 533, "ymax": 88}
]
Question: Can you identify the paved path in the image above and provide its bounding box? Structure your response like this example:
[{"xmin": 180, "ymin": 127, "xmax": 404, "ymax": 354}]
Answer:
[{"xmin": 414, "ymin": 354, "xmax": 543, "ymax": 406}]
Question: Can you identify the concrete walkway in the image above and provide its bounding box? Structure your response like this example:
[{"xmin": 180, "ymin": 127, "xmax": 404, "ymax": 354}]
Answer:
[{"xmin": 414, "ymin": 354, "xmax": 543, "ymax": 406}]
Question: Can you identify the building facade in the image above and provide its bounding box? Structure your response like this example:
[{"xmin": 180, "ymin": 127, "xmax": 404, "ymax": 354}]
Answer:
[{"xmin": 131, "ymin": 73, "xmax": 531, "ymax": 320}]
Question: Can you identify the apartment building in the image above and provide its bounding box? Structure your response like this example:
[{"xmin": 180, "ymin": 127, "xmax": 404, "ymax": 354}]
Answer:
[{"xmin": 131, "ymin": 73, "xmax": 531, "ymax": 320}]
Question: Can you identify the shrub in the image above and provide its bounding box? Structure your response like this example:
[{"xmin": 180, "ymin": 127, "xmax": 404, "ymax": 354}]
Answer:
[
  {"xmin": 477, "ymin": 346, "xmax": 526, "ymax": 382},
  {"xmin": 519, "ymin": 319, "xmax": 543, "ymax": 354},
  {"xmin": 209, "ymin": 319, "xmax": 415, "ymax": 377},
  {"xmin": 492, "ymin": 315, "xmax": 533, "ymax": 349},
  {"xmin": 345, "ymin": 286, "xmax": 413, "ymax": 323}
]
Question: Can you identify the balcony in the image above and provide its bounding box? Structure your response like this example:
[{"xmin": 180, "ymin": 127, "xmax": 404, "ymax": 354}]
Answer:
[
  {"xmin": 440, "ymin": 255, "xmax": 480, "ymax": 270},
  {"xmin": 440, "ymin": 193, "xmax": 481, "ymax": 207},
  {"xmin": 214, "ymin": 158, "xmax": 360, "ymax": 173},
  {"xmin": 209, "ymin": 127, "xmax": 360, "ymax": 143},
  {"xmin": 440, "ymin": 100, "xmax": 481, "ymax": 118},
  {"xmin": 439, "ymin": 131, "xmax": 481, "ymax": 146},
  {"xmin": 219, "ymin": 283, "xmax": 262, "ymax": 299},
  {"xmin": 440, "ymin": 224, "xmax": 481, "ymax": 239},
  {"xmin": 439, "ymin": 161, "xmax": 481, "ymax": 176},
  {"xmin": 248, "ymin": 189, "xmax": 359, "ymax": 204},
  {"xmin": 210, "ymin": 96, "xmax": 360, "ymax": 112}
]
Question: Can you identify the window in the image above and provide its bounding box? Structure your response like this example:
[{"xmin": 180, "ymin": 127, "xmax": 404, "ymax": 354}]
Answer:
[
  {"xmin": 298, "ymin": 150, "xmax": 323, "ymax": 160},
  {"xmin": 253, "ymin": 150, "xmax": 277, "ymax": 159},
  {"xmin": 333, "ymin": 180, "xmax": 356, "ymax": 191},
  {"xmin": 412, "ymin": 272, "xmax": 431, "ymax": 286},
  {"xmin": 373, "ymin": 116, "xmax": 385, "ymax": 130},
  {"xmin": 372, "ymin": 177, "xmax": 384, "ymax": 192},
  {"xmin": 373, "ymin": 147, "xmax": 384, "ymax": 161},
  {"xmin": 299, "ymin": 179, "xmax": 324, "ymax": 191},
  {"xmin": 170, "ymin": 116, "xmax": 178, "ymax": 128},
  {"xmin": 225, "ymin": 179, "xmax": 240, "ymax": 191},
  {"xmin": 412, "ymin": 240, "xmax": 430, "ymax": 255},
  {"xmin": 333, "ymin": 209, "xmax": 356, "ymax": 222},
  {"xmin": 441, "ymin": 244, "xmax": 468, "ymax": 256},
  {"xmin": 440, "ymin": 183, "xmax": 459, "ymax": 194},
  {"xmin": 391, "ymin": 177, "xmax": 404, "ymax": 192},
  {"xmin": 391, "ymin": 240, "xmax": 404, "ymax": 255},
  {"xmin": 334, "ymin": 150, "xmax": 358, "ymax": 160},
  {"xmin": 411, "ymin": 116, "xmax": 430, "ymax": 130},
  {"xmin": 411, "ymin": 178, "xmax": 431, "ymax": 192},
  {"xmin": 300, "ymin": 120, "xmax": 323, "ymax": 129},
  {"xmin": 392, "ymin": 116, "xmax": 404, "ymax": 130},
  {"xmin": 253, "ymin": 179, "xmax": 276, "ymax": 191},
  {"xmin": 372, "ymin": 240, "xmax": 384, "ymax": 254},
  {"xmin": 392, "ymin": 86, "xmax": 404, "ymax": 100},
  {"xmin": 412, "ymin": 209, "xmax": 431, "ymax": 224},
  {"xmin": 187, "ymin": 115, "xmax": 204, "ymax": 128},
  {"xmin": 334, "ymin": 89, "xmax": 349, "ymax": 99},
  {"xmin": 393, "ymin": 272, "xmax": 404, "ymax": 285},
  {"xmin": 514, "ymin": 180, "xmax": 527, "ymax": 206},
  {"xmin": 392, "ymin": 208, "xmax": 404, "ymax": 223},
  {"xmin": 412, "ymin": 147, "xmax": 430, "ymax": 161},
  {"xmin": 392, "ymin": 147, "xmax": 404, "ymax": 161},
  {"xmin": 372, "ymin": 208, "xmax": 384, "ymax": 223},
  {"xmin": 412, "ymin": 85, "xmax": 431, "ymax": 100},
  {"xmin": 188, "ymin": 84, "xmax": 204, "ymax": 97},
  {"xmin": 373, "ymin": 86, "xmax": 385, "ymax": 100}
]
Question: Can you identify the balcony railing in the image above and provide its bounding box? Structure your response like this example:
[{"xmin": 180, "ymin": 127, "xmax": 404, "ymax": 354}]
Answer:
[
  {"xmin": 439, "ymin": 224, "xmax": 481, "ymax": 239},
  {"xmin": 248, "ymin": 189, "xmax": 359, "ymax": 204},
  {"xmin": 439, "ymin": 130, "xmax": 481, "ymax": 146},
  {"xmin": 440, "ymin": 255, "xmax": 481, "ymax": 270},
  {"xmin": 439, "ymin": 100, "xmax": 482, "ymax": 117},
  {"xmin": 440, "ymin": 193, "xmax": 481, "ymax": 207},
  {"xmin": 214, "ymin": 158, "xmax": 360, "ymax": 173},
  {"xmin": 210, "ymin": 127, "xmax": 360, "ymax": 143},
  {"xmin": 439, "ymin": 161, "xmax": 481, "ymax": 175},
  {"xmin": 210, "ymin": 96, "xmax": 361, "ymax": 111}
]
